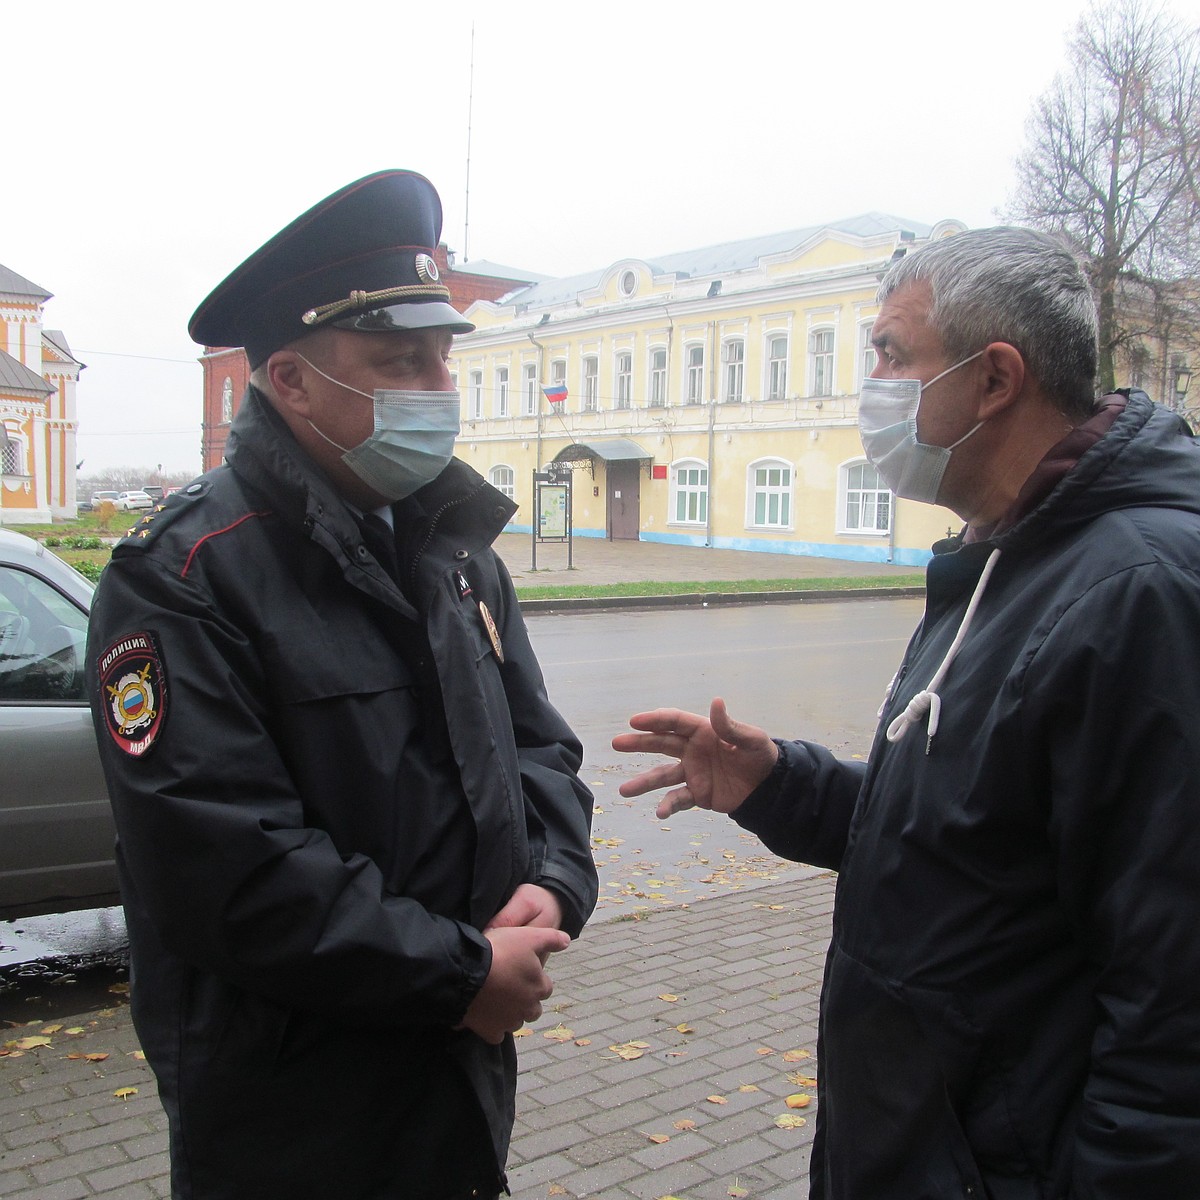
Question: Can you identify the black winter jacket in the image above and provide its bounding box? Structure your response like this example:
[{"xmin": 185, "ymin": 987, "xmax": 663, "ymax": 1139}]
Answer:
[
  {"xmin": 87, "ymin": 389, "xmax": 598, "ymax": 1200},
  {"xmin": 736, "ymin": 394, "xmax": 1200, "ymax": 1199}
]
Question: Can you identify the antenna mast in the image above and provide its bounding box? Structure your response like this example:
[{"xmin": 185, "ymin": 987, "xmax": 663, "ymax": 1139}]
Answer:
[{"xmin": 464, "ymin": 22, "xmax": 474, "ymax": 263}]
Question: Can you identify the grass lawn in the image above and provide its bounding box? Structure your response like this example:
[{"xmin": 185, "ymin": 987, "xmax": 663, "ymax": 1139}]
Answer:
[{"xmin": 9, "ymin": 516, "xmax": 924, "ymax": 597}]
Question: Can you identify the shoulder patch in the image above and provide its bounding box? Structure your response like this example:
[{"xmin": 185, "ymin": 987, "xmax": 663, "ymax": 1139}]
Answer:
[{"xmin": 98, "ymin": 631, "xmax": 168, "ymax": 757}]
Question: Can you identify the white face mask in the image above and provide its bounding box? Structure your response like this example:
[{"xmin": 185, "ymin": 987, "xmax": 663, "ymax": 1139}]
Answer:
[
  {"xmin": 857, "ymin": 351, "xmax": 985, "ymax": 504},
  {"xmin": 297, "ymin": 355, "xmax": 461, "ymax": 501}
]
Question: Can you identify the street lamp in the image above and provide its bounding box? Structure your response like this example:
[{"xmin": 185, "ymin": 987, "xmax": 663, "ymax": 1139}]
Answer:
[{"xmin": 1174, "ymin": 365, "xmax": 1193, "ymax": 403}]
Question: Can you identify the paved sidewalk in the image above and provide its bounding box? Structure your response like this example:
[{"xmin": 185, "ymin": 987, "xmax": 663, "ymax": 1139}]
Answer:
[
  {"xmin": 2, "ymin": 869, "xmax": 833, "ymax": 1200},
  {"xmin": 495, "ymin": 532, "xmax": 919, "ymax": 588}
]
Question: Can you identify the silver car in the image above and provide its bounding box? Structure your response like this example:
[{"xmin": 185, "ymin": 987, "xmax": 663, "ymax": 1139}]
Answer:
[{"xmin": 0, "ymin": 529, "xmax": 117, "ymax": 919}]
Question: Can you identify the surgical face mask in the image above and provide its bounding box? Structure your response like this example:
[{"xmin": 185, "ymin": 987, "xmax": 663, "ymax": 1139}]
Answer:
[
  {"xmin": 297, "ymin": 355, "xmax": 461, "ymax": 501},
  {"xmin": 857, "ymin": 351, "xmax": 985, "ymax": 504}
]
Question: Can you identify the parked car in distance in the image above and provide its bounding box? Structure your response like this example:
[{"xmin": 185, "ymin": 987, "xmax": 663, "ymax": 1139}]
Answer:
[
  {"xmin": 115, "ymin": 490, "xmax": 154, "ymax": 512},
  {"xmin": 141, "ymin": 485, "xmax": 165, "ymax": 502},
  {"xmin": 0, "ymin": 529, "xmax": 117, "ymax": 919},
  {"xmin": 89, "ymin": 490, "xmax": 120, "ymax": 510}
]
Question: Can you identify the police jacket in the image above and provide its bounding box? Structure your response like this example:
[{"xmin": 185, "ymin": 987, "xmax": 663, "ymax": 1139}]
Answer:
[
  {"xmin": 735, "ymin": 392, "xmax": 1200, "ymax": 1199},
  {"xmin": 87, "ymin": 388, "xmax": 598, "ymax": 1200}
]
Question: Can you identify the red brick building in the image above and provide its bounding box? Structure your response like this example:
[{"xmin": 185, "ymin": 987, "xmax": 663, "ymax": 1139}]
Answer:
[{"xmin": 198, "ymin": 246, "xmax": 539, "ymax": 470}]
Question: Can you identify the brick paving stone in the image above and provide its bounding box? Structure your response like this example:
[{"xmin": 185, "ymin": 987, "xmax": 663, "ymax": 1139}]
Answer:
[{"xmin": 1, "ymin": 873, "xmax": 835, "ymax": 1199}]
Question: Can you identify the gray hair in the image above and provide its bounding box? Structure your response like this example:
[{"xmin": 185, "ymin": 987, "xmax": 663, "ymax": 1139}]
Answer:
[{"xmin": 878, "ymin": 227, "xmax": 1099, "ymax": 420}]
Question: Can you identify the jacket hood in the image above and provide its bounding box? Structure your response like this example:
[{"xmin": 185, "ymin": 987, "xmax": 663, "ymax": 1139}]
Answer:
[{"xmin": 999, "ymin": 392, "xmax": 1200, "ymax": 553}]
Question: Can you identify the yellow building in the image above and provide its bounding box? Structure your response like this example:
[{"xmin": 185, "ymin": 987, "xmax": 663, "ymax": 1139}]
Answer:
[
  {"xmin": 452, "ymin": 214, "xmax": 966, "ymax": 567},
  {"xmin": 0, "ymin": 265, "xmax": 84, "ymax": 524}
]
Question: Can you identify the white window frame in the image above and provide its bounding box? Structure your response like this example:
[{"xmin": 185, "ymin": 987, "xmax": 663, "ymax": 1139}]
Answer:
[
  {"xmin": 615, "ymin": 352, "xmax": 632, "ymax": 410},
  {"xmin": 522, "ymin": 363, "xmax": 538, "ymax": 415},
  {"xmin": 495, "ymin": 366, "xmax": 509, "ymax": 418},
  {"xmin": 838, "ymin": 458, "xmax": 892, "ymax": 536},
  {"xmin": 582, "ymin": 356, "xmax": 599, "ymax": 412},
  {"xmin": 685, "ymin": 344, "xmax": 705, "ymax": 405},
  {"xmin": 809, "ymin": 326, "xmax": 835, "ymax": 397},
  {"xmin": 746, "ymin": 457, "xmax": 794, "ymax": 531},
  {"xmin": 489, "ymin": 463, "xmax": 516, "ymax": 503},
  {"xmin": 766, "ymin": 334, "xmax": 788, "ymax": 401},
  {"xmin": 649, "ymin": 347, "xmax": 668, "ymax": 407},
  {"xmin": 468, "ymin": 370, "xmax": 483, "ymax": 420},
  {"xmin": 670, "ymin": 458, "xmax": 709, "ymax": 526},
  {"xmin": 723, "ymin": 338, "xmax": 744, "ymax": 403},
  {"xmin": 857, "ymin": 321, "xmax": 877, "ymax": 390},
  {"xmin": 0, "ymin": 428, "xmax": 25, "ymax": 476}
]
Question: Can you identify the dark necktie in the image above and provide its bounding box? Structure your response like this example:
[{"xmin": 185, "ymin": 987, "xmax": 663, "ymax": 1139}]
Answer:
[{"xmin": 357, "ymin": 511, "xmax": 400, "ymax": 581}]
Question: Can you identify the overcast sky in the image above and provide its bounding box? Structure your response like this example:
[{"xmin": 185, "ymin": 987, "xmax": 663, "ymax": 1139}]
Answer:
[{"xmin": 7, "ymin": 0, "xmax": 1129, "ymax": 475}]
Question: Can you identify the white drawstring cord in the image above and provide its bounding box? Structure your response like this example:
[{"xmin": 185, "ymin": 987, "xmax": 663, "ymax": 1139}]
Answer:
[{"xmin": 886, "ymin": 547, "xmax": 1001, "ymax": 754}]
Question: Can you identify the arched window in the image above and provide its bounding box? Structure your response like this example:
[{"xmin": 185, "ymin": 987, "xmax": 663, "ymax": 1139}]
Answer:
[
  {"xmin": 670, "ymin": 458, "xmax": 709, "ymax": 526},
  {"xmin": 809, "ymin": 327, "xmax": 835, "ymax": 396},
  {"xmin": 489, "ymin": 464, "xmax": 516, "ymax": 504},
  {"xmin": 747, "ymin": 458, "xmax": 793, "ymax": 530},
  {"xmin": 221, "ymin": 377, "xmax": 234, "ymax": 423},
  {"xmin": 839, "ymin": 459, "xmax": 891, "ymax": 534},
  {"xmin": 723, "ymin": 339, "xmax": 744, "ymax": 403}
]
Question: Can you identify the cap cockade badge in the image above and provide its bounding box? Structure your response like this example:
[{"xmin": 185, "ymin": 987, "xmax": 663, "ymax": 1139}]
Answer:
[
  {"xmin": 414, "ymin": 253, "xmax": 439, "ymax": 283},
  {"xmin": 98, "ymin": 631, "xmax": 168, "ymax": 757}
]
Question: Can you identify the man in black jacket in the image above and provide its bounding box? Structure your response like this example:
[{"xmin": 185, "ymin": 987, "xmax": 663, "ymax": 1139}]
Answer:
[
  {"xmin": 615, "ymin": 227, "xmax": 1200, "ymax": 1198},
  {"xmin": 88, "ymin": 170, "xmax": 598, "ymax": 1200}
]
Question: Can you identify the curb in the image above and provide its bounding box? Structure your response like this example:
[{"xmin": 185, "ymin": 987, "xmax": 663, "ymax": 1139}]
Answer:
[{"xmin": 517, "ymin": 585, "xmax": 925, "ymax": 613}]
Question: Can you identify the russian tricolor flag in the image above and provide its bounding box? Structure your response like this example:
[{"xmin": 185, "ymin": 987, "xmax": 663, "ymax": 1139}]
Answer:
[{"xmin": 542, "ymin": 384, "xmax": 568, "ymax": 405}]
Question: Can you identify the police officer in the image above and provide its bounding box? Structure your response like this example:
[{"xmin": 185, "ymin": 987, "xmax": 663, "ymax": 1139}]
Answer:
[{"xmin": 88, "ymin": 170, "xmax": 598, "ymax": 1200}]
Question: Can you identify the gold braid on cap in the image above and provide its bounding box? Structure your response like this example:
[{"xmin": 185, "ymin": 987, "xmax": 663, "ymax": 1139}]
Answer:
[{"xmin": 301, "ymin": 284, "xmax": 452, "ymax": 326}]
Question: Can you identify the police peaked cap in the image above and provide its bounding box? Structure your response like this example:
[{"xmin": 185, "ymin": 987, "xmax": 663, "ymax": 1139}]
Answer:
[{"xmin": 189, "ymin": 169, "xmax": 475, "ymax": 367}]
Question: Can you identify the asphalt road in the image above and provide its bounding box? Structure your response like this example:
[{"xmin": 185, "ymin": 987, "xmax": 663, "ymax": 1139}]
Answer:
[
  {"xmin": 527, "ymin": 597, "xmax": 924, "ymax": 913},
  {"xmin": 1, "ymin": 596, "xmax": 924, "ymax": 1021}
]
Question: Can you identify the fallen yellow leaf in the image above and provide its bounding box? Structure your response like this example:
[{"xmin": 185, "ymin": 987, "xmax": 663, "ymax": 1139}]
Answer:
[
  {"xmin": 658, "ymin": 993, "xmax": 679, "ymax": 1003},
  {"xmin": 706, "ymin": 1094, "xmax": 728, "ymax": 1105},
  {"xmin": 514, "ymin": 1027, "xmax": 532, "ymax": 1038},
  {"xmin": 774, "ymin": 1113, "xmax": 807, "ymax": 1129},
  {"xmin": 41, "ymin": 1024, "xmax": 64, "ymax": 1034},
  {"xmin": 646, "ymin": 1132, "xmax": 670, "ymax": 1144},
  {"xmin": 108, "ymin": 983, "xmax": 131, "ymax": 995},
  {"xmin": 84, "ymin": 1052, "xmax": 111, "ymax": 1063},
  {"xmin": 737, "ymin": 1084, "xmax": 760, "ymax": 1093},
  {"xmin": 756, "ymin": 1047, "xmax": 775, "ymax": 1056},
  {"xmin": 785, "ymin": 1093, "xmax": 812, "ymax": 1109},
  {"xmin": 64, "ymin": 1027, "xmax": 86, "ymax": 1036},
  {"xmin": 574, "ymin": 1038, "xmax": 592, "ymax": 1046},
  {"xmin": 12, "ymin": 1036, "xmax": 52, "ymax": 1050},
  {"xmin": 549, "ymin": 1187, "xmax": 568, "ymax": 1197},
  {"xmin": 113, "ymin": 1087, "xmax": 139, "ymax": 1100},
  {"xmin": 543, "ymin": 1024, "xmax": 574, "ymax": 1043},
  {"xmin": 609, "ymin": 1041, "xmax": 648, "ymax": 1060},
  {"xmin": 130, "ymin": 1050, "xmax": 146, "ymax": 1060},
  {"xmin": 729, "ymin": 1184, "xmax": 750, "ymax": 1198},
  {"xmin": 782, "ymin": 1049, "xmax": 812, "ymax": 1062},
  {"xmin": 676, "ymin": 1023, "xmax": 695, "ymax": 1035},
  {"xmin": 788, "ymin": 1073, "xmax": 818, "ymax": 1087},
  {"xmin": 673, "ymin": 1119, "xmax": 696, "ymax": 1131}
]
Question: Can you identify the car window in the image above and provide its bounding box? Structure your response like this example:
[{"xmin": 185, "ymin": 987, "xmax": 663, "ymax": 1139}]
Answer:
[{"xmin": 0, "ymin": 566, "xmax": 90, "ymax": 702}]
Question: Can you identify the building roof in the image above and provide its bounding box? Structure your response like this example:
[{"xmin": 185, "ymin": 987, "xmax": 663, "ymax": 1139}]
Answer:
[
  {"xmin": 453, "ymin": 259, "xmax": 548, "ymax": 284},
  {"xmin": 0, "ymin": 263, "xmax": 52, "ymax": 303},
  {"xmin": 499, "ymin": 212, "xmax": 933, "ymax": 310},
  {"xmin": 0, "ymin": 348, "xmax": 54, "ymax": 396},
  {"xmin": 43, "ymin": 329, "xmax": 84, "ymax": 369}
]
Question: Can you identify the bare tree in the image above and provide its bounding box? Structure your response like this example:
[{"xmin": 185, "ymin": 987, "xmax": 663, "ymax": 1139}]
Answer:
[{"xmin": 1009, "ymin": 0, "xmax": 1200, "ymax": 393}]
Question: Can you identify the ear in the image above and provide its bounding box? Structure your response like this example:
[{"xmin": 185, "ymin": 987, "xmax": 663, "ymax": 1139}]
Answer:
[
  {"xmin": 975, "ymin": 342, "xmax": 1026, "ymax": 421},
  {"xmin": 265, "ymin": 350, "xmax": 314, "ymax": 418}
]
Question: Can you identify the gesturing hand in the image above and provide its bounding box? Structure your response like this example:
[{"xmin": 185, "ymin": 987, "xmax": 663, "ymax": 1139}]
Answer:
[
  {"xmin": 611, "ymin": 697, "xmax": 779, "ymax": 819},
  {"xmin": 460, "ymin": 925, "xmax": 570, "ymax": 1045}
]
